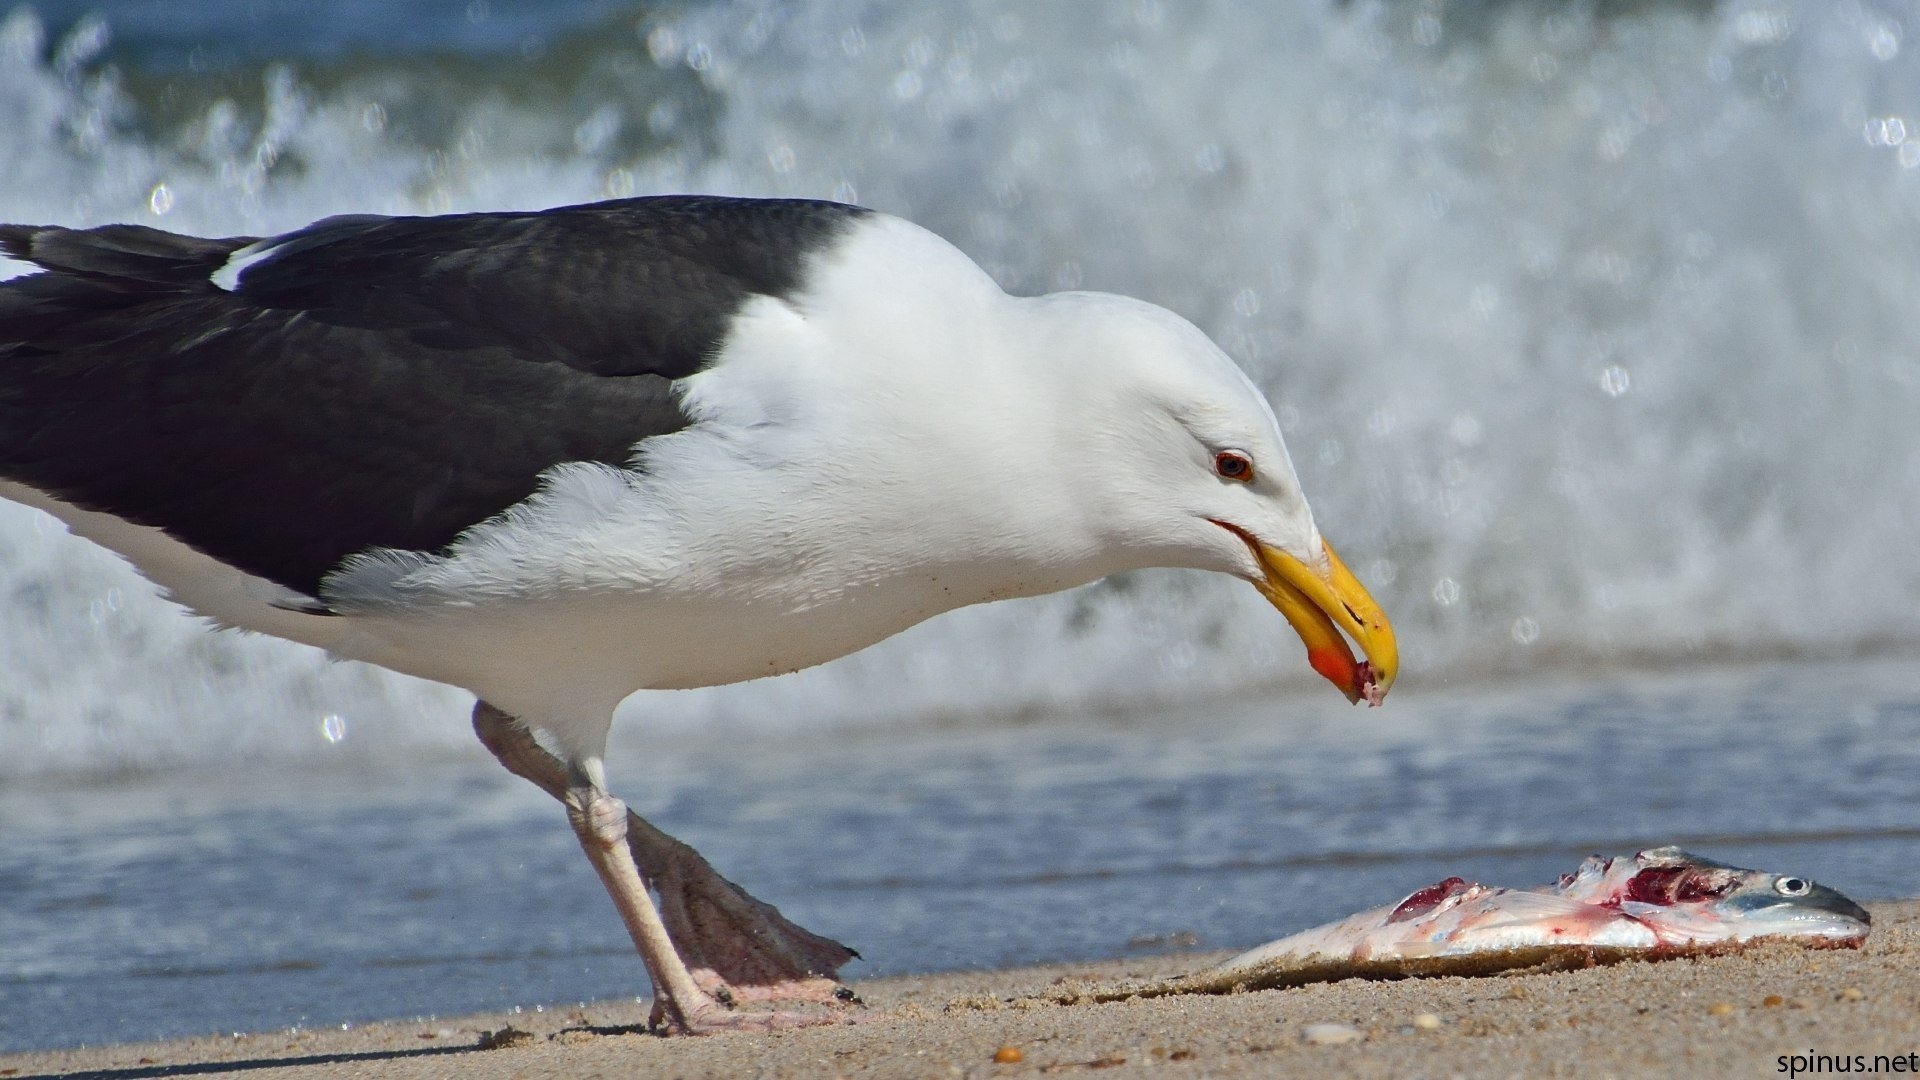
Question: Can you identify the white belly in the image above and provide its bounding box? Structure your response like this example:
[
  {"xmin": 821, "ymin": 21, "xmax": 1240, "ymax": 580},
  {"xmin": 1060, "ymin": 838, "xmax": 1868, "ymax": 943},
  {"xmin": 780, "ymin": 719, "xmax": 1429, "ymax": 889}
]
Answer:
[{"xmin": 1, "ymin": 475, "xmax": 1106, "ymax": 750}]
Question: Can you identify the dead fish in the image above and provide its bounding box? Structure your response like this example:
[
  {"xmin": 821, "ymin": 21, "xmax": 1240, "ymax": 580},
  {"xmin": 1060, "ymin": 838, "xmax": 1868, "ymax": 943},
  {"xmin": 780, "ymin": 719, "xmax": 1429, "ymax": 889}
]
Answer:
[
  {"xmin": 1042, "ymin": 848, "xmax": 1869, "ymax": 1005},
  {"xmin": 1171, "ymin": 847, "xmax": 1869, "ymax": 993}
]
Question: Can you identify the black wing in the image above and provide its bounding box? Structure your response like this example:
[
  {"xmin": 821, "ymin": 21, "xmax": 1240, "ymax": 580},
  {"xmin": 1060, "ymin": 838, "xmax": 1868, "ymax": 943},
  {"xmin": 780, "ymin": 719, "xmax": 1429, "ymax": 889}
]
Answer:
[{"xmin": 0, "ymin": 196, "xmax": 869, "ymax": 599}]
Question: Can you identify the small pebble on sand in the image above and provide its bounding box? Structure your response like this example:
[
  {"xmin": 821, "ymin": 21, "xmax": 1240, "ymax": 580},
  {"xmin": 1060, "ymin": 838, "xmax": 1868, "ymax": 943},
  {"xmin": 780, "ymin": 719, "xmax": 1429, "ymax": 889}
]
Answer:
[
  {"xmin": 1708, "ymin": 1003, "xmax": 1735, "ymax": 1017},
  {"xmin": 1839, "ymin": 988, "xmax": 1866, "ymax": 1002},
  {"xmin": 1412, "ymin": 1013, "xmax": 1443, "ymax": 1030},
  {"xmin": 1302, "ymin": 1023, "xmax": 1365, "ymax": 1045},
  {"xmin": 992, "ymin": 1046, "xmax": 1024, "ymax": 1064}
]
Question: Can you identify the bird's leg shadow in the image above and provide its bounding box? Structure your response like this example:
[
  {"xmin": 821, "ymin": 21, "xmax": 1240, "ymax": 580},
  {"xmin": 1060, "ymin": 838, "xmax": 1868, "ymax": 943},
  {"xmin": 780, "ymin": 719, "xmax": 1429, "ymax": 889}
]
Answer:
[{"xmin": 471, "ymin": 702, "xmax": 860, "ymax": 1010}]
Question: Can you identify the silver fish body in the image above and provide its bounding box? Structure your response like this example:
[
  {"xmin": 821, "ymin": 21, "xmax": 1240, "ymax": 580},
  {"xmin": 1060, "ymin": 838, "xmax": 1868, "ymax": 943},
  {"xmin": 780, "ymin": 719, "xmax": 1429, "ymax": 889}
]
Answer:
[{"xmin": 1165, "ymin": 848, "xmax": 1869, "ymax": 994}]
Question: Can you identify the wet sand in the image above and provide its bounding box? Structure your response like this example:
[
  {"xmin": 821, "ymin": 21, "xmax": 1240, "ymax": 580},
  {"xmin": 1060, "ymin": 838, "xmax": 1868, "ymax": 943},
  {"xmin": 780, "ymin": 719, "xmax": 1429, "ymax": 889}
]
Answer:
[{"xmin": 7, "ymin": 901, "xmax": 1916, "ymax": 1079}]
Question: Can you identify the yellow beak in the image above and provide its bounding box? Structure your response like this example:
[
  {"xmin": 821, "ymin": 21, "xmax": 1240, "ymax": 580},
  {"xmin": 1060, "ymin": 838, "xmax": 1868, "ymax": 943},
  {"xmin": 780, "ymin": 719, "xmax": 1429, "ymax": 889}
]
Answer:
[{"xmin": 1217, "ymin": 523, "xmax": 1399, "ymax": 705}]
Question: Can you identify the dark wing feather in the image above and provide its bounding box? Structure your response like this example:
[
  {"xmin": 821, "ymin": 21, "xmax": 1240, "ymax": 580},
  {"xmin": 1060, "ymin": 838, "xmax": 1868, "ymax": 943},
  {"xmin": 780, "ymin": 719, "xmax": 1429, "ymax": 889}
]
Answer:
[{"xmin": 0, "ymin": 196, "xmax": 869, "ymax": 599}]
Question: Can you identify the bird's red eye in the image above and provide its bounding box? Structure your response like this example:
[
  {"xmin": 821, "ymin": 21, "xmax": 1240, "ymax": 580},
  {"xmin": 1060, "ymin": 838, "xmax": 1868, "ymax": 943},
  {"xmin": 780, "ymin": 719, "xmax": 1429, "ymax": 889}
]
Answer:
[{"xmin": 1214, "ymin": 450, "xmax": 1254, "ymax": 482}]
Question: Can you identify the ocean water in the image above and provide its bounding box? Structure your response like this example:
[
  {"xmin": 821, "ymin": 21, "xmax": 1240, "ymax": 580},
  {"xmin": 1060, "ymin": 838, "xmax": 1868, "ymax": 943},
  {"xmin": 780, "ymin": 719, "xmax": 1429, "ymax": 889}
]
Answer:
[
  {"xmin": 2, "ymin": 0, "xmax": 1919, "ymax": 1053},
  {"xmin": 3, "ymin": 660, "xmax": 1918, "ymax": 1052}
]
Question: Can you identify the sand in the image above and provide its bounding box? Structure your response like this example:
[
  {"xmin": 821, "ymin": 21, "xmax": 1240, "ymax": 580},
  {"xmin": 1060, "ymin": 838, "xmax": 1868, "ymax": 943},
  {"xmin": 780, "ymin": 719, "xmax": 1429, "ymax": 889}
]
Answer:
[{"xmin": 7, "ymin": 902, "xmax": 1918, "ymax": 1079}]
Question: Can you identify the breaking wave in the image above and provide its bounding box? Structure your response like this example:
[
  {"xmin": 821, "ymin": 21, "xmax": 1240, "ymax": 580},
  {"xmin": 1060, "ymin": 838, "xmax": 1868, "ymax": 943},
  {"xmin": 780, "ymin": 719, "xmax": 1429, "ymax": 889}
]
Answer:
[{"xmin": 3, "ymin": 0, "xmax": 1917, "ymax": 775}]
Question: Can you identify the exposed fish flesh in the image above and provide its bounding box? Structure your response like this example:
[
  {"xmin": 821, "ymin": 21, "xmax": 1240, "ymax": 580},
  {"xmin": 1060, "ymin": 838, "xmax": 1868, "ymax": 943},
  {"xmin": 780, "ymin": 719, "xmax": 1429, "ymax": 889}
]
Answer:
[
  {"xmin": 1173, "ymin": 847, "xmax": 1869, "ymax": 994},
  {"xmin": 1056, "ymin": 848, "xmax": 1869, "ymax": 1002}
]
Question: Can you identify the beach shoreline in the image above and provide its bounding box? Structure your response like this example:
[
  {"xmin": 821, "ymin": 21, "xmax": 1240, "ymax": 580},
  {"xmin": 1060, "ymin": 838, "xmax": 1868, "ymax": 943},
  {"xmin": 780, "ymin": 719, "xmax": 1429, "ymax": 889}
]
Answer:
[{"xmin": 8, "ymin": 901, "xmax": 1916, "ymax": 1079}]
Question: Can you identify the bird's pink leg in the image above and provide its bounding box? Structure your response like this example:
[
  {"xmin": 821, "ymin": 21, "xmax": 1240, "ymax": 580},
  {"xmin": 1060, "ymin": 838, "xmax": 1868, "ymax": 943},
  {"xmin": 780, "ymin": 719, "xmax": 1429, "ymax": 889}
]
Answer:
[
  {"xmin": 562, "ymin": 781, "xmax": 737, "ymax": 1032},
  {"xmin": 473, "ymin": 702, "xmax": 861, "ymax": 1028}
]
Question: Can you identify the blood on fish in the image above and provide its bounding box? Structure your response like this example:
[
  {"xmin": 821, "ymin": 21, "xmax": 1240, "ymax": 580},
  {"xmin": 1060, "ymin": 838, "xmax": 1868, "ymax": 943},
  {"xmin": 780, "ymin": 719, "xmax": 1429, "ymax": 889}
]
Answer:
[
  {"xmin": 1387, "ymin": 877, "xmax": 1469, "ymax": 923},
  {"xmin": 1622, "ymin": 867, "xmax": 1734, "ymax": 906},
  {"xmin": 1622, "ymin": 867, "xmax": 1685, "ymax": 905},
  {"xmin": 1082, "ymin": 849, "xmax": 1871, "ymax": 1003}
]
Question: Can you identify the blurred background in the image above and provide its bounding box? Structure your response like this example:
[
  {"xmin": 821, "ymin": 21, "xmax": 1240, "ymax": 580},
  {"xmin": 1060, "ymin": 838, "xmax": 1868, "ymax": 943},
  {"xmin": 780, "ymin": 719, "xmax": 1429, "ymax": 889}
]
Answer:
[{"xmin": 3, "ymin": 0, "xmax": 1919, "ymax": 1053}]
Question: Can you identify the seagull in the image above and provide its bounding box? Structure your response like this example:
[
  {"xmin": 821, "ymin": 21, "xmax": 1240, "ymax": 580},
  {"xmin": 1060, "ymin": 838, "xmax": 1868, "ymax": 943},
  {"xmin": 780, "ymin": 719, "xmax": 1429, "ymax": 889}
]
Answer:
[{"xmin": 0, "ymin": 195, "xmax": 1398, "ymax": 1034}]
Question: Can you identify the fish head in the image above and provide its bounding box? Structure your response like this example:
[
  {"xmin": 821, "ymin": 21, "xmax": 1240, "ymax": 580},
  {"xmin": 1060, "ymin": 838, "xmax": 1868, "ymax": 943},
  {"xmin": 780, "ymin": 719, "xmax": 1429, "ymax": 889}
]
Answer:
[{"xmin": 1624, "ymin": 847, "xmax": 1871, "ymax": 943}]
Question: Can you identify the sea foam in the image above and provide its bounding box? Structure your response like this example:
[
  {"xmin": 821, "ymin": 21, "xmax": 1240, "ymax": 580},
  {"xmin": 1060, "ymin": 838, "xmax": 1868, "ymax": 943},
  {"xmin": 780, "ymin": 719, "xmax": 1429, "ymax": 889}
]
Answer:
[{"xmin": 2, "ymin": 0, "xmax": 1916, "ymax": 776}]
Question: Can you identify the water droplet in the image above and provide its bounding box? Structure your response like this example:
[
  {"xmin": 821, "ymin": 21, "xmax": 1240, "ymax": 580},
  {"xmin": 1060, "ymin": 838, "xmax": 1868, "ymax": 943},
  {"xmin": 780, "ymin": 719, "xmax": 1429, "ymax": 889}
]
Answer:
[
  {"xmin": 148, "ymin": 183, "xmax": 173, "ymax": 216},
  {"xmin": 766, "ymin": 144, "xmax": 796, "ymax": 174},
  {"xmin": 893, "ymin": 69, "xmax": 924, "ymax": 100},
  {"xmin": 1599, "ymin": 364, "xmax": 1631, "ymax": 398},
  {"xmin": 464, "ymin": 0, "xmax": 489, "ymax": 25},
  {"xmin": 361, "ymin": 102, "xmax": 386, "ymax": 134},
  {"xmin": 1870, "ymin": 20, "xmax": 1901, "ymax": 62},
  {"xmin": 1511, "ymin": 617, "xmax": 1540, "ymax": 645},
  {"xmin": 1865, "ymin": 117, "xmax": 1907, "ymax": 147},
  {"xmin": 574, "ymin": 107, "xmax": 621, "ymax": 155},
  {"xmin": 1233, "ymin": 288, "xmax": 1260, "ymax": 317},
  {"xmin": 320, "ymin": 713, "xmax": 347, "ymax": 744},
  {"xmin": 684, "ymin": 42, "xmax": 711, "ymax": 72},
  {"xmin": 1432, "ymin": 577, "xmax": 1460, "ymax": 606},
  {"xmin": 644, "ymin": 26, "xmax": 679, "ymax": 65},
  {"xmin": 1414, "ymin": 14, "xmax": 1442, "ymax": 48},
  {"xmin": 1449, "ymin": 413, "xmax": 1483, "ymax": 447},
  {"xmin": 1598, "ymin": 125, "xmax": 1632, "ymax": 161}
]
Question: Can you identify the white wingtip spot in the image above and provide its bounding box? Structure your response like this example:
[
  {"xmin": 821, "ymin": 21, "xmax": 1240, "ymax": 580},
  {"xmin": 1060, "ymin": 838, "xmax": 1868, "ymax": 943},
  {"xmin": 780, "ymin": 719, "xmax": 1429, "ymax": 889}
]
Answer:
[{"xmin": 210, "ymin": 238, "xmax": 281, "ymax": 292}]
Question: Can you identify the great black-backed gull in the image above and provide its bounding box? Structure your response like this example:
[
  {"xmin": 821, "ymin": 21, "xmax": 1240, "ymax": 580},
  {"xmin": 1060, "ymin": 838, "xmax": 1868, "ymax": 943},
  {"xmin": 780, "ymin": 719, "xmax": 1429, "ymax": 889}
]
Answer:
[{"xmin": 0, "ymin": 195, "xmax": 1398, "ymax": 1033}]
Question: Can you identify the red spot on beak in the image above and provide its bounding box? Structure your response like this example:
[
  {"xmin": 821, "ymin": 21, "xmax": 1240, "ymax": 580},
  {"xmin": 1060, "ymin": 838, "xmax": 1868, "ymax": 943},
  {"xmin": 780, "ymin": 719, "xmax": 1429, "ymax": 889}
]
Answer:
[{"xmin": 1308, "ymin": 646, "xmax": 1357, "ymax": 699}]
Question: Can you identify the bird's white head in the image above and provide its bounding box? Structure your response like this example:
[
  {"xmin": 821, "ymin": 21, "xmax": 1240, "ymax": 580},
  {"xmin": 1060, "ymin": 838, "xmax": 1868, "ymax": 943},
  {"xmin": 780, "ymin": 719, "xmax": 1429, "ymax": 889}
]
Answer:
[{"xmin": 1019, "ymin": 292, "xmax": 1398, "ymax": 706}]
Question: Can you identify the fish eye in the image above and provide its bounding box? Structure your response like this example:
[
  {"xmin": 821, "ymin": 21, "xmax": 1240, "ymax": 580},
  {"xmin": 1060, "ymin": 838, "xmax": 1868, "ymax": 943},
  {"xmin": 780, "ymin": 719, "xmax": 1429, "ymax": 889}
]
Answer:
[
  {"xmin": 1214, "ymin": 450, "xmax": 1254, "ymax": 482},
  {"xmin": 1774, "ymin": 877, "xmax": 1811, "ymax": 896}
]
